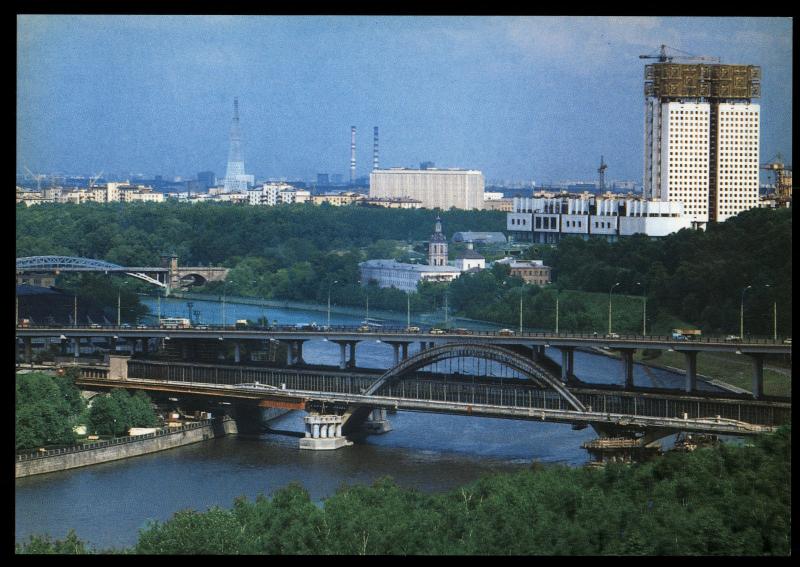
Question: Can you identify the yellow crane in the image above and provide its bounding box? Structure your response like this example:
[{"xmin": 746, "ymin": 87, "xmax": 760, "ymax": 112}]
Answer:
[{"xmin": 760, "ymin": 154, "xmax": 792, "ymax": 200}]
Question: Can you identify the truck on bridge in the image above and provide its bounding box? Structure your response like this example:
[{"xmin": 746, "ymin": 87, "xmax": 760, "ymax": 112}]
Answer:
[{"xmin": 672, "ymin": 328, "xmax": 702, "ymax": 341}]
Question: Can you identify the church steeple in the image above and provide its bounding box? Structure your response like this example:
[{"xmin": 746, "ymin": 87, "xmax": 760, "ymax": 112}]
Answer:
[{"xmin": 428, "ymin": 216, "xmax": 448, "ymax": 266}]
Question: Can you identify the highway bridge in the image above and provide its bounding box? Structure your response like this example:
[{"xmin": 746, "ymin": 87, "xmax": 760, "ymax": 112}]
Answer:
[{"xmin": 17, "ymin": 324, "xmax": 790, "ymax": 399}]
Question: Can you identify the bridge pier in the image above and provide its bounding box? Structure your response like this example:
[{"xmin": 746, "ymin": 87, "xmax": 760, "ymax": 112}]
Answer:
[
  {"xmin": 234, "ymin": 342, "xmax": 241, "ymax": 364},
  {"xmin": 683, "ymin": 351, "xmax": 698, "ymax": 393},
  {"xmin": 560, "ymin": 347, "xmax": 574, "ymax": 383},
  {"xmin": 335, "ymin": 341, "xmax": 347, "ymax": 369},
  {"xmin": 620, "ymin": 348, "xmax": 635, "ymax": 388},
  {"xmin": 24, "ymin": 336, "xmax": 32, "ymax": 364},
  {"xmin": 363, "ymin": 407, "xmax": 393, "ymax": 434},
  {"xmin": 72, "ymin": 338, "xmax": 80, "ymax": 358},
  {"xmin": 750, "ymin": 353, "xmax": 764, "ymax": 399},
  {"xmin": 181, "ymin": 341, "xmax": 189, "ymax": 361},
  {"xmin": 386, "ymin": 342, "xmax": 411, "ymax": 366},
  {"xmin": 300, "ymin": 414, "xmax": 352, "ymax": 450}
]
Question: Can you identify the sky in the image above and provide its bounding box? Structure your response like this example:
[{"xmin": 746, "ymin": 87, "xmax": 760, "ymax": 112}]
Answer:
[{"xmin": 17, "ymin": 15, "xmax": 793, "ymax": 184}]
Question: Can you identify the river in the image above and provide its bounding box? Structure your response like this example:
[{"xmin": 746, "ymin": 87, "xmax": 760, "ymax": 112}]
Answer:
[{"xmin": 15, "ymin": 296, "xmax": 722, "ymax": 550}]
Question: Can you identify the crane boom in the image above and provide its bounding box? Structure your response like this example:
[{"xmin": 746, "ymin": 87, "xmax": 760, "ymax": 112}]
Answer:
[{"xmin": 639, "ymin": 44, "xmax": 720, "ymax": 63}]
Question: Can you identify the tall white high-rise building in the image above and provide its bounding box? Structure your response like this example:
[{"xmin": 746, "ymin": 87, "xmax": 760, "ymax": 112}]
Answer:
[
  {"xmin": 642, "ymin": 62, "xmax": 761, "ymax": 226},
  {"xmin": 369, "ymin": 168, "xmax": 484, "ymax": 210}
]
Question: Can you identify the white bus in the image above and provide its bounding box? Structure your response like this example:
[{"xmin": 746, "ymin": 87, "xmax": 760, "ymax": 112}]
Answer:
[{"xmin": 160, "ymin": 317, "xmax": 192, "ymax": 329}]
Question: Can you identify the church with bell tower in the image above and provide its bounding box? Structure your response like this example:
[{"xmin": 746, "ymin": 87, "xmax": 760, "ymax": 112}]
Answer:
[{"xmin": 428, "ymin": 216, "xmax": 448, "ymax": 266}]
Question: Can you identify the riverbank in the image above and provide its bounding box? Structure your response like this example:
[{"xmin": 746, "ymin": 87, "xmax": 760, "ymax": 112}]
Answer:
[{"xmin": 15, "ymin": 418, "xmax": 237, "ymax": 478}]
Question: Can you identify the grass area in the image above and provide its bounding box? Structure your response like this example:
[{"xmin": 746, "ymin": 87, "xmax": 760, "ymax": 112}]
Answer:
[
  {"xmin": 555, "ymin": 289, "xmax": 651, "ymax": 335},
  {"xmin": 636, "ymin": 349, "xmax": 791, "ymax": 397}
]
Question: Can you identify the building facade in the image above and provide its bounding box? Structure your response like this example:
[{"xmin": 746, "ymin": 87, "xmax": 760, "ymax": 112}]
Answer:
[
  {"xmin": 428, "ymin": 216, "xmax": 448, "ymax": 266},
  {"xmin": 507, "ymin": 260, "xmax": 551, "ymax": 286},
  {"xmin": 358, "ymin": 259, "xmax": 461, "ymax": 293},
  {"xmin": 369, "ymin": 168, "xmax": 484, "ymax": 210},
  {"xmin": 643, "ymin": 63, "xmax": 761, "ymax": 226},
  {"xmin": 506, "ymin": 194, "xmax": 692, "ymax": 243}
]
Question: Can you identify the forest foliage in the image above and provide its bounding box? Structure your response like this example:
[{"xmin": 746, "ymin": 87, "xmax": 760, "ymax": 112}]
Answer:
[{"xmin": 16, "ymin": 426, "xmax": 792, "ymax": 555}]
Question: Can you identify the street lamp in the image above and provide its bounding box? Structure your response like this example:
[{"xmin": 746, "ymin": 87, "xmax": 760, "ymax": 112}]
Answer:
[
  {"xmin": 406, "ymin": 291, "xmax": 411, "ymax": 329},
  {"xmin": 608, "ymin": 282, "xmax": 621, "ymax": 335},
  {"xmin": 634, "ymin": 281, "xmax": 646, "ymax": 336},
  {"xmin": 764, "ymin": 284, "xmax": 777, "ymax": 341},
  {"xmin": 519, "ymin": 291, "xmax": 523, "ymax": 334},
  {"xmin": 327, "ymin": 280, "xmax": 339, "ymax": 329},
  {"xmin": 554, "ymin": 288, "xmax": 560, "ymax": 335},
  {"xmin": 740, "ymin": 285, "xmax": 752, "ymax": 340}
]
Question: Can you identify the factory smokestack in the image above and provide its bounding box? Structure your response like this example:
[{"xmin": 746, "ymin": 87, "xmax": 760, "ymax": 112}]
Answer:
[
  {"xmin": 373, "ymin": 126, "xmax": 379, "ymax": 170},
  {"xmin": 350, "ymin": 126, "xmax": 356, "ymax": 185}
]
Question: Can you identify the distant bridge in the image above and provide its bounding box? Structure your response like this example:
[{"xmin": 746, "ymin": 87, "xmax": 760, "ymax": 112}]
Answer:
[{"xmin": 16, "ymin": 255, "xmax": 229, "ymax": 291}]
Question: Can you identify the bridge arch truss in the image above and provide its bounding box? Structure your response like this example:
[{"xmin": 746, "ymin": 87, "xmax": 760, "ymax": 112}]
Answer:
[
  {"xmin": 364, "ymin": 342, "xmax": 587, "ymax": 412},
  {"xmin": 16, "ymin": 256, "xmax": 167, "ymax": 288}
]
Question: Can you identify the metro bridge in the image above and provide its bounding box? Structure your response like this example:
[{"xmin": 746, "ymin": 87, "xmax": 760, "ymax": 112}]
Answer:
[
  {"xmin": 70, "ymin": 342, "xmax": 789, "ymax": 459},
  {"xmin": 16, "ymin": 324, "xmax": 790, "ymax": 399}
]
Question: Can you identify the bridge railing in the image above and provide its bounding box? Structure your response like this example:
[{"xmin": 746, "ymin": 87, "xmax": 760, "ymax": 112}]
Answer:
[
  {"xmin": 15, "ymin": 420, "xmax": 212, "ymax": 462},
  {"xmin": 16, "ymin": 324, "xmax": 791, "ymax": 345},
  {"xmin": 121, "ymin": 361, "xmax": 791, "ymax": 428}
]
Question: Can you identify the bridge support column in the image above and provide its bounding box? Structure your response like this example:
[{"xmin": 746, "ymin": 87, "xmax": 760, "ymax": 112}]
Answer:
[
  {"xmin": 419, "ymin": 341, "xmax": 426, "ymax": 352},
  {"xmin": 234, "ymin": 342, "xmax": 241, "ymax": 364},
  {"xmin": 401, "ymin": 342, "xmax": 409, "ymax": 360},
  {"xmin": 560, "ymin": 347, "xmax": 574, "ymax": 383},
  {"xmin": 72, "ymin": 338, "xmax": 80, "ymax": 358},
  {"xmin": 391, "ymin": 343, "xmax": 400, "ymax": 366},
  {"xmin": 60, "ymin": 338, "xmax": 68, "ymax": 356},
  {"xmin": 295, "ymin": 341, "xmax": 305, "ymax": 365},
  {"xmin": 286, "ymin": 341, "xmax": 295, "ymax": 366},
  {"xmin": 141, "ymin": 338, "xmax": 149, "ymax": 354},
  {"xmin": 750, "ymin": 353, "xmax": 764, "ymax": 399},
  {"xmin": 181, "ymin": 341, "xmax": 189, "ymax": 361},
  {"xmin": 24, "ymin": 337, "xmax": 32, "ymax": 364},
  {"xmin": 336, "ymin": 342, "xmax": 347, "ymax": 369},
  {"xmin": 300, "ymin": 414, "xmax": 352, "ymax": 450},
  {"xmin": 346, "ymin": 342, "xmax": 356, "ymax": 368},
  {"xmin": 363, "ymin": 407, "xmax": 393, "ymax": 435},
  {"xmin": 683, "ymin": 351, "xmax": 698, "ymax": 393},
  {"xmin": 109, "ymin": 336, "xmax": 117, "ymax": 353},
  {"xmin": 620, "ymin": 348, "xmax": 635, "ymax": 389}
]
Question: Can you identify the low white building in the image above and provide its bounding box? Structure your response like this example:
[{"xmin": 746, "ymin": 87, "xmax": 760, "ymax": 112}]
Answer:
[
  {"xmin": 455, "ymin": 248, "xmax": 485, "ymax": 272},
  {"xmin": 507, "ymin": 194, "xmax": 693, "ymax": 243},
  {"xmin": 359, "ymin": 259, "xmax": 461, "ymax": 293},
  {"xmin": 247, "ymin": 183, "xmax": 311, "ymax": 206}
]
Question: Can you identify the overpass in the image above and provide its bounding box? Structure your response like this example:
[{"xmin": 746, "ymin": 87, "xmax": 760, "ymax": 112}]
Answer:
[{"xmin": 16, "ymin": 324, "xmax": 791, "ymax": 399}]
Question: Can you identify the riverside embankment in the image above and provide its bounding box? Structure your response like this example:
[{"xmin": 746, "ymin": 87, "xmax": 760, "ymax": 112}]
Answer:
[{"xmin": 15, "ymin": 418, "xmax": 237, "ymax": 478}]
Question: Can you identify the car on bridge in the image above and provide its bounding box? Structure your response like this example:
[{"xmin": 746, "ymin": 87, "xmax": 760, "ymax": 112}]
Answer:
[
  {"xmin": 724, "ymin": 335, "xmax": 740, "ymax": 342},
  {"xmin": 405, "ymin": 326, "xmax": 421, "ymax": 333},
  {"xmin": 605, "ymin": 332, "xmax": 620, "ymax": 339},
  {"xmin": 497, "ymin": 328, "xmax": 515, "ymax": 336},
  {"xmin": 429, "ymin": 328, "xmax": 445, "ymax": 335},
  {"xmin": 357, "ymin": 325, "xmax": 372, "ymax": 332},
  {"xmin": 452, "ymin": 328, "xmax": 473, "ymax": 335}
]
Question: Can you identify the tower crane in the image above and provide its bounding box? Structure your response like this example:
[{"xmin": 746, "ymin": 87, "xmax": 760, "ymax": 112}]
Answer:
[
  {"xmin": 760, "ymin": 154, "xmax": 792, "ymax": 200},
  {"xmin": 89, "ymin": 171, "xmax": 104, "ymax": 188},
  {"xmin": 23, "ymin": 166, "xmax": 47, "ymax": 191},
  {"xmin": 597, "ymin": 156, "xmax": 608, "ymax": 191},
  {"xmin": 639, "ymin": 44, "xmax": 720, "ymax": 64}
]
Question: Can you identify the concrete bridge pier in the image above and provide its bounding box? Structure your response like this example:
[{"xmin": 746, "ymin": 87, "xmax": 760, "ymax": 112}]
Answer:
[
  {"xmin": 72, "ymin": 338, "xmax": 80, "ymax": 358},
  {"xmin": 750, "ymin": 353, "xmax": 764, "ymax": 399},
  {"xmin": 285, "ymin": 340, "xmax": 306, "ymax": 366},
  {"xmin": 233, "ymin": 342, "xmax": 241, "ymax": 364},
  {"xmin": 386, "ymin": 342, "xmax": 411, "ymax": 366},
  {"xmin": 531, "ymin": 344, "xmax": 546, "ymax": 362},
  {"xmin": 334, "ymin": 341, "xmax": 347, "ymax": 369},
  {"xmin": 683, "ymin": 351, "xmax": 698, "ymax": 393},
  {"xmin": 560, "ymin": 347, "xmax": 574, "ymax": 383},
  {"xmin": 346, "ymin": 341, "xmax": 357, "ymax": 368},
  {"xmin": 181, "ymin": 341, "xmax": 189, "ymax": 361},
  {"xmin": 363, "ymin": 407, "xmax": 393, "ymax": 434},
  {"xmin": 620, "ymin": 348, "xmax": 635, "ymax": 388},
  {"xmin": 24, "ymin": 336, "xmax": 32, "ymax": 364},
  {"xmin": 299, "ymin": 414, "xmax": 352, "ymax": 450}
]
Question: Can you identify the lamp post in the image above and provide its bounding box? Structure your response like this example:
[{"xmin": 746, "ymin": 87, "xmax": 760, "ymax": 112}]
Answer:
[
  {"xmin": 327, "ymin": 280, "xmax": 339, "ymax": 329},
  {"xmin": 555, "ymin": 289, "xmax": 559, "ymax": 335},
  {"xmin": 740, "ymin": 285, "xmax": 752, "ymax": 340},
  {"xmin": 406, "ymin": 291, "xmax": 411, "ymax": 329},
  {"xmin": 519, "ymin": 292, "xmax": 523, "ymax": 334},
  {"xmin": 608, "ymin": 282, "xmax": 621, "ymax": 335},
  {"xmin": 764, "ymin": 284, "xmax": 776, "ymax": 341},
  {"xmin": 634, "ymin": 281, "xmax": 646, "ymax": 336}
]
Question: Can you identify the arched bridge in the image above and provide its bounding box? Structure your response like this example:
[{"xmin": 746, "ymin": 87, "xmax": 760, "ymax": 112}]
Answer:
[
  {"xmin": 16, "ymin": 255, "xmax": 229, "ymax": 291},
  {"xmin": 364, "ymin": 343, "xmax": 587, "ymax": 412}
]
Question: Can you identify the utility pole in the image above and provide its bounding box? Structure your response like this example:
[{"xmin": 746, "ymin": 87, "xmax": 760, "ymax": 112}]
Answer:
[
  {"xmin": 555, "ymin": 292, "xmax": 559, "ymax": 334},
  {"xmin": 117, "ymin": 291, "xmax": 121, "ymax": 326},
  {"xmin": 74, "ymin": 295, "xmax": 78, "ymax": 327},
  {"xmin": 519, "ymin": 293, "xmax": 523, "ymax": 334},
  {"xmin": 407, "ymin": 293, "xmax": 411, "ymax": 328}
]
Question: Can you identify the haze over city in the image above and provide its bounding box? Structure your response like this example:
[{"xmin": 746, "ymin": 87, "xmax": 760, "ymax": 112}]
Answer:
[{"xmin": 17, "ymin": 15, "xmax": 792, "ymax": 183}]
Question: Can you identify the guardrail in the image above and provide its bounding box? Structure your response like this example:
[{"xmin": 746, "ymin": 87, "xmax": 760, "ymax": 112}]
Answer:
[
  {"xmin": 14, "ymin": 324, "xmax": 792, "ymax": 345},
  {"xmin": 15, "ymin": 420, "xmax": 213, "ymax": 462}
]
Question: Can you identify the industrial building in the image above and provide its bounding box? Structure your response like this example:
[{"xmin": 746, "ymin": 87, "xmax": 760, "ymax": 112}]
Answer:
[
  {"xmin": 369, "ymin": 168, "xmax": 484, "ymax": 210},
  {"xmin": 642, "ymin": 48, "xmax": 761, "ymax": 226}
]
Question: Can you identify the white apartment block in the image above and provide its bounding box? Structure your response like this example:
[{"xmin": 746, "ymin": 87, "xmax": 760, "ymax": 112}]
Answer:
[
  {"xmin": 247, "ymin": 183, "xmax": 311, "ymax": 206},
  {"xmin": 359, "ymin": 259, "xmax": 461, "ymax": 293},
  {"xmin": 369, "ymin": 168, "xmax": 484, "ymax": 210},
  {"xmin": 712, "ymin": 103, "xmax": 760, "ymax": 222},
  {"xmin": 507, "ymin": 195, "xmax": 692, "ymax": 243}
]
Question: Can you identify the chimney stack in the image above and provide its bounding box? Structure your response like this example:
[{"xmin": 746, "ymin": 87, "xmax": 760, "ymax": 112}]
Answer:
[
  {"xmin": 373, "ymin": 126, "xmax": 379, "ymax": 170},
  {"xmin": 350, "ymin": 126, "xmax": 356, "ymax": 185}
]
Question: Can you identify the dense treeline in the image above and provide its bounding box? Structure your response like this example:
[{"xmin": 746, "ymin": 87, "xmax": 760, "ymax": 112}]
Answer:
[
  {"xmin": 16, "ymin": 203, "xmax": 791, "ymax": 335},
  {"xmin": 15, "ymin": 371, "xmax": 159, "ymax": 451},
  {"xmin": 541, "ymin": 208, "xmax": 792, "ymax": 336},
  {"xmin": 16, "ymin": 426, "xmax": 792, "ymax": 555}
]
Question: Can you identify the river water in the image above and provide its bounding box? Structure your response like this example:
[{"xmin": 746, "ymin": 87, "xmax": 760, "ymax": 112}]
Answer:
[{"xmin": 15, "ymin": 297, "xmax": 720, "ymax": 550}]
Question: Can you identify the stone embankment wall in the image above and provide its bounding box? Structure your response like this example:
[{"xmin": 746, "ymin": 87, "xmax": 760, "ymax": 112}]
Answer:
[{"xmin": 15, "ymin": 417, "xmax": 237, "ymax": 478}]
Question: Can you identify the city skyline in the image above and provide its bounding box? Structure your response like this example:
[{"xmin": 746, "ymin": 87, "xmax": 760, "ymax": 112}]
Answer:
[{"xmin": 17, "ymin": 16, "xmax": 792, "ymax": 183}]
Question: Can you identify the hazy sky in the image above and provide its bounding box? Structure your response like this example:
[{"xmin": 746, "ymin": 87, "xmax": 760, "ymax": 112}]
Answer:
[{"xmin": 17, "ymin": 15, "xmax": 792, "ymax": 183}]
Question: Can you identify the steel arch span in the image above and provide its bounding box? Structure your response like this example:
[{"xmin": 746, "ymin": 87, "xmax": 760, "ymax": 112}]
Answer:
[
  {"xmin": 364, "ymin": 342, "xmax": 587, "ymax": 412},
  {"xmin": 16, "ymin": 256, "xmax": 167, "ymax": 288}
]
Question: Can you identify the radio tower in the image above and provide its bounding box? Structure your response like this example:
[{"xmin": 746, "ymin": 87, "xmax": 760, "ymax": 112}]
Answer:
[
  {"xmin": 223, "ymin": 97, "xmax": 247, "ymax": 192},
  {"xmin": 373, "ymin": 126, "xmax": 379, "ymax": 170},
  {"xmin": 350, "ymin": 126, "xmax": 357, "ymax": 185}
]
